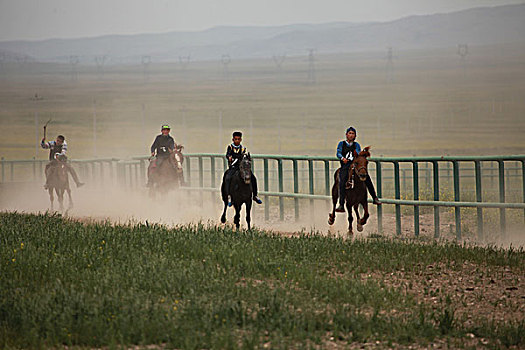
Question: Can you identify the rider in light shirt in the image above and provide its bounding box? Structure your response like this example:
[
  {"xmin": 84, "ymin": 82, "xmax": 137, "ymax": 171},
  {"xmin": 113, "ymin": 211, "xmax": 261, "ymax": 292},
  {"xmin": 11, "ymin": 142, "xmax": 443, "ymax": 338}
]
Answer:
[{"xmin": 41, "ymin": 134, "xmax": 84, "ymax": 189}]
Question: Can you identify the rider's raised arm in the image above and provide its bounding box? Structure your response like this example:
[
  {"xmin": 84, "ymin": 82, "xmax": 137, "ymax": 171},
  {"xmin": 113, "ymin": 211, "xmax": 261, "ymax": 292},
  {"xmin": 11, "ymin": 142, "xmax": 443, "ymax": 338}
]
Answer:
[{"xmin": 336, "ymin": 141, "xmax": 344, "ymax": 160}]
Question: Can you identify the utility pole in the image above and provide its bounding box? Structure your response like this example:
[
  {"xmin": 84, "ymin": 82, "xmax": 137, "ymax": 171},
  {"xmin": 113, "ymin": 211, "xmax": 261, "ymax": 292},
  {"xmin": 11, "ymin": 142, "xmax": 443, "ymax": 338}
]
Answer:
[
  {"xmin": 95, "ymin": 55, "xmax": 108, "ymax": 80},
  {"xmin": 179, "ymin": 55, "xmax": 191, "ymax": 70},
  {"xmin": 221, "ymin": 54, "xmax": 231, "ymax": 82},
  {"xmin": 273, "ymin": 54, "xmax": 286, "ymax": 71},
  {"xmin": 385, "ymin": 47, "xmax": 395, "ymax": 83},
  {"xmin": 141, "ymin": 55, "xmax": 151, "ymax": 82},
  {"xmin": 457, "ymin": 44, "xmax": 468, "ymax": 78},
  {"xmin": 93, "ymin": 99, "xmax": 97, "ymax": 158},
  {"xmin": 69, "ymin": 55, "xmax": 79, "ymax": 82},
  {"xmin": 307, "ymin": 49, "xmax": 316, "ymax": 84}
]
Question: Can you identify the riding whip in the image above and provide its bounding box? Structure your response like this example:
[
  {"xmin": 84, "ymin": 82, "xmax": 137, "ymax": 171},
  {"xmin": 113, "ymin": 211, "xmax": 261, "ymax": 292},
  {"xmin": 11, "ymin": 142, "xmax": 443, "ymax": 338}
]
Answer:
[{"xmin": 43, "ymin": 119, "xmax": 52, "ymax": 140}]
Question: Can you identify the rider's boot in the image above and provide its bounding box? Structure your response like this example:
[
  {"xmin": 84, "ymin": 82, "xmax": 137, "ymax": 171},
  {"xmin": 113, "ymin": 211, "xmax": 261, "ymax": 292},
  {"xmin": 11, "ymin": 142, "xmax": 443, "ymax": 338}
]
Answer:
[
  {"xmin": 76, "ymin": 182, "xmax": 85, "ymax": 188},
  {"xmin": 335, "ymin": 204, "xmax": 345, "ymax": 212},
  {"xmin": 253, "ymin": 196, "xmax": 262, "ymax": 204},
  {"xmin": 372, "ymin": 197, "xmax": 381, "ymax": 205}
]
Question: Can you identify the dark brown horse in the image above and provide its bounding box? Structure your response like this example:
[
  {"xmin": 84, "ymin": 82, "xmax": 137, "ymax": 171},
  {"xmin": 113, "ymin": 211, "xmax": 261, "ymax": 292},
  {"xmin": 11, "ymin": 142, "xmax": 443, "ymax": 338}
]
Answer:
[
  {"xmin": 220, "ymin": 153, "xmax": 253, "ymax": 230},
  {"xmin": 46, "ymin": 160, "xmax": 73, "ymax": 211},
  {"xmin": 328, "ymin": 147, "xmax": 371, "ymax": 235},
  {"xmin": 148, "ymin": 146, "xmax": 184, "ymax": 197}
]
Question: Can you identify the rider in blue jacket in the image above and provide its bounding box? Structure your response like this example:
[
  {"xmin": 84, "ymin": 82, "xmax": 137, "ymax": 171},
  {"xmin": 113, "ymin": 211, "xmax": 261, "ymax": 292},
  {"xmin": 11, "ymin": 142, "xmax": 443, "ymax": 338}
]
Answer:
[{"xmin": 335, "ymin": 127, "xmax": 381, "ymax": 212}]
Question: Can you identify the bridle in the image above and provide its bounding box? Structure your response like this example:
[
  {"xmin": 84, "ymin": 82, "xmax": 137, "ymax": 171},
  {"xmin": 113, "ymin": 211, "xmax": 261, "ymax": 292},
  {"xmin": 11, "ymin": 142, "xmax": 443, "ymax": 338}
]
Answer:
[{"xmin": 348, "ymin": 156, "xmax": 368, "ymax": 189}]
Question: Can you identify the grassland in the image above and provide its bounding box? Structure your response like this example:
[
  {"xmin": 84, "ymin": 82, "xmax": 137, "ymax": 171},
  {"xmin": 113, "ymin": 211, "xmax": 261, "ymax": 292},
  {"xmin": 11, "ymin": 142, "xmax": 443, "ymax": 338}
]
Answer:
[
  {"xmin": 0, "ymin": 43, "xmax": 524, "ymax": 160},
  {"xmin": 1, "ymin": 212, "xmax": 523, "ymax": 348}
]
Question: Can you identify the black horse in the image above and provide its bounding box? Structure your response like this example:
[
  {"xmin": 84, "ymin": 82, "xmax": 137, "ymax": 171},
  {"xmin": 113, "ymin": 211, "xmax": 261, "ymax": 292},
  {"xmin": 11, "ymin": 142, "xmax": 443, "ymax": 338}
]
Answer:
[{"xmin": 220, "ymin": 153, "xmax": 253, "ymax": 230}]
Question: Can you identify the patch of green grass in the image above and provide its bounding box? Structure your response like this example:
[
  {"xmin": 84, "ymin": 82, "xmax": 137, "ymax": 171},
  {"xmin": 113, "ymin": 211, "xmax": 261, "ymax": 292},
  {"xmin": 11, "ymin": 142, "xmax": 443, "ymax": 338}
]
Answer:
[{"xmin": 0, "ymin": 212, "xmax": 523, "ymax": 348}]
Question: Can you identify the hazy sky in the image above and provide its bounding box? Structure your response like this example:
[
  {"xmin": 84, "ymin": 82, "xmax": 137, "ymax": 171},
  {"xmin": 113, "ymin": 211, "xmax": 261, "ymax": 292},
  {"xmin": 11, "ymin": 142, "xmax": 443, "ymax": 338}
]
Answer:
[{"xmin": 1, "ymin": 0, "xmax": 524, "ymax": 41}]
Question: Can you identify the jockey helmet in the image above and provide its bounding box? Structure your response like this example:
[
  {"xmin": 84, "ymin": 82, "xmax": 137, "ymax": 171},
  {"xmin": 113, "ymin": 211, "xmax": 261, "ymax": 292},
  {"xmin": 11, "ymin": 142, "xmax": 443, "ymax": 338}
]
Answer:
[{"xmin": 161, "ymin": 124, "xmax": 170, "ymax": 130}]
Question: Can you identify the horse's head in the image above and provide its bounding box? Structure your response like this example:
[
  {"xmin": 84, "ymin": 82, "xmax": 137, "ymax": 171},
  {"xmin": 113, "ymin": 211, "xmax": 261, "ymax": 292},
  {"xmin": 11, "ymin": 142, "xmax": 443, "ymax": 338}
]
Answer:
[
  {"xmin": 353, "ymin": 146, "xmax": 371, "ymax": 182},
  {"xmin": 169, "ymin": 146, "xmax": 184, "ymax": 173},
  {"xmin": 239, "ymin": 153, "xmax": 252, "ymax": 184}
]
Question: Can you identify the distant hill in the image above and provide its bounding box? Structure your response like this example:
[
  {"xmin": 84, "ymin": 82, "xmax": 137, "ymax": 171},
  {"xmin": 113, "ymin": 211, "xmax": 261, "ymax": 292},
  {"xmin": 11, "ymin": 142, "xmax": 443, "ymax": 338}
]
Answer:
[{"xmin": 0, "ymin": 3, "xmax": 524, "ymax": 64}]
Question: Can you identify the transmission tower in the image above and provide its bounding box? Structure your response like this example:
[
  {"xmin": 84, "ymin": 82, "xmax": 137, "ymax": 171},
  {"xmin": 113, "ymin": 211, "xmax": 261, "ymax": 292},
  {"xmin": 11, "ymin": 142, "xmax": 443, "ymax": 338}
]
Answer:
[
  {"xmin": 385, "ymin": 47, "xmax": 395, "ymax": 83},
  {"xmin": 457, "ymin": 44, "xmax": 468, "ymax": 77},
  {"xmin": 306, "ymin": 49, "xmax": 316, "ymax": 84},
  {"xmin": 221, "ymin": 54, "xmax": 231, "ymax": 82},
  {"xmin": 272, "ymin": 54, "xmax": 286, "ymax": 71},
  {"xmin": 69, "ymin": 55, "xmax": 79, "ymax": 81},
  {"xmin": 179, "ymin": 55, "xmax": 191, "ymax": 70},
  {"xmin": 95, "ymin": 55, "xmax": 108, "ymax": 80},
  {"xmin": 141, "ymin": 55, "xmax": 151, "ymax": 82},
  {"xmin": 0, "ymin": 53, "xmax": 5, "ymax": 77}
]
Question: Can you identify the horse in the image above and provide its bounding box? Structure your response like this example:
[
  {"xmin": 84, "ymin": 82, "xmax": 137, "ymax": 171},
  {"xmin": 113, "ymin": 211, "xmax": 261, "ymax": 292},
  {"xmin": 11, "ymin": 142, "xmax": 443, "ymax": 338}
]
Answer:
[
  {"xmin": 220, "ymin": 153, "xmax": 253, "ymax": 230},
  {"xmin": 46, "ymin": 159, "xmax": 73, "ymax": 211},
  {"xmin": 148, "ymin": 146, "xmax": 184, "ymax": 197},
  {"xmin": 328, "ymin": 147, "xmax": 371, "ymax": 235}
]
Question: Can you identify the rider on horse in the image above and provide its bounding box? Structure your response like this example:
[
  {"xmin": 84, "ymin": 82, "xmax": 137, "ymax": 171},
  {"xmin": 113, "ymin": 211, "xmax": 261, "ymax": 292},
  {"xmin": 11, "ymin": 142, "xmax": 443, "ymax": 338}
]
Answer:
[
  {"xmin": 146, "ymin": 124, "xmax": 178, "ymax": 187},
  {"xmin": 223, "ymin": 131, "xmax": 262, "ymax": 206},
  {"xmin": 41, "ymin": 134, "xmax": 84, "ymax": 189},
  {"xmin": 335, "ymin": 127, "xmax": 380, "ymax": 212}
]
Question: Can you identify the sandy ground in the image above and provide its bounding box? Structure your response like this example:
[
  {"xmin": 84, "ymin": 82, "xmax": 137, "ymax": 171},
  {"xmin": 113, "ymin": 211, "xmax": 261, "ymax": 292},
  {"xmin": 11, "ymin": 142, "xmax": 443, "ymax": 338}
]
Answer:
[{"xmin": 1, "ymin": 181, "xmax": 523, "ymax": 248}]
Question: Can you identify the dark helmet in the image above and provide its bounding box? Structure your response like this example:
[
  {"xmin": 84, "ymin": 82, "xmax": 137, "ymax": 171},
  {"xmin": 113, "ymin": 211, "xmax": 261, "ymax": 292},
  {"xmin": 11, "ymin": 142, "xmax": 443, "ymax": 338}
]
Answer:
[{"xmin": 161, "ymin": 124, "xmax": 170, "ymax": 130}]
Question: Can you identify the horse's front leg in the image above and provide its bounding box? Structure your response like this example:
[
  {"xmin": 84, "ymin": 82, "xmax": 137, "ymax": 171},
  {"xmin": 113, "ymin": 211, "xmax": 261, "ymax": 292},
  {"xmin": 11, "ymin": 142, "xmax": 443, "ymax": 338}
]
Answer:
[
  {"xmin": 245, "ymin": 200, "xmax": 252, "ymax": 231},
  {"xmin": 48, "ymin": 188, "xmax": 54, "ymax": 211},
  {"xmin": 346, "ymin": 201, "xmax": 354, "ymax": 235},
  {"xmin": 233, "ymin": 203, "xmax": 241, "ymax": 230},
  {"xmin": 57, "ymin": 189, "xmax": 64, "ymax": 211},
  {"xmin": 360, "ymin": 201, "xmax": 370, "ymax": 226},
  {"xmin": 354, "ymin": 204, "xmax": 363, "ymax": 232},
  {"xmin": 66, "ymin": 189, "xmax": 73, "ymax": 209},
  {"xmin": 220, "ymin": 202, "xmax": 228, "ymax": 224},
  {"xmin": 328, "ymin": 182, "xmax": 338, "ymax": 225}
]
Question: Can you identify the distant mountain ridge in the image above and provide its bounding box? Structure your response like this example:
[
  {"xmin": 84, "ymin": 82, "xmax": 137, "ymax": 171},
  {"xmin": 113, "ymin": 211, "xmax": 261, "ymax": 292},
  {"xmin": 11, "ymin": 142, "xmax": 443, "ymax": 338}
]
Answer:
[{"xmin": 1, "ymin": 3, "xmax": 524, "ymax": 64}]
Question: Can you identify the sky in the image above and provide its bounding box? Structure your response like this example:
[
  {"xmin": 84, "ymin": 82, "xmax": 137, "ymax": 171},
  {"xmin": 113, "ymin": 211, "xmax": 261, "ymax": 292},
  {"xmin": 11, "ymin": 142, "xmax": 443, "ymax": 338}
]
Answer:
[{"xmin": 0, "ymin": 0, "xmax": 524, "ymax": 41}]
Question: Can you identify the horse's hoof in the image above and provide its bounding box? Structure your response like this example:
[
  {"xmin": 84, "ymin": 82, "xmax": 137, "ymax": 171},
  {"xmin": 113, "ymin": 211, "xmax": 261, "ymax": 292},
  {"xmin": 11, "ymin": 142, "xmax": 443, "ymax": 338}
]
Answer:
[
  {"xmin": 328, "ymin": 214, "xmax": 335, "ymax": 225},
  {"xmin": 356, "ymin": 223, "xmax": 363, "ymax": 232},
  {"xmin": 220, "ymin": 215, "xmax": 226, "ymax": 224}
]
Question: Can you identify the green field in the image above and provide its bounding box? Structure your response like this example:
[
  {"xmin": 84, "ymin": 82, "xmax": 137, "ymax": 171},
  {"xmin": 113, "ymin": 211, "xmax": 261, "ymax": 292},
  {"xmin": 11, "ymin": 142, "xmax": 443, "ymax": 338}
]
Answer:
[
  {"xmin": 1, "ymin": 212, "xmax": 523, "ymax": 348},
  {"xmin": 1, "ymin": 43, "xmax": 524, "ymax": 160}
]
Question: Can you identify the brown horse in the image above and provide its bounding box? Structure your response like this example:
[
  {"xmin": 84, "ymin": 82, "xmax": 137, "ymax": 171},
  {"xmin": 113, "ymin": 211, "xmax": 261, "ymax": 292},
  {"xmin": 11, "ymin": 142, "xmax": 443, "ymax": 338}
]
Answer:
[
  {"xmin": 148, "ymin": 146, "xmax": 184, "ymax": 197},
  {"xmin": 46, "ymin": 160, "xmax": 73, "ymax": 211},
  {"xmin": 328, "ymin": 147, "xmax": 371, "ymax": 235}
]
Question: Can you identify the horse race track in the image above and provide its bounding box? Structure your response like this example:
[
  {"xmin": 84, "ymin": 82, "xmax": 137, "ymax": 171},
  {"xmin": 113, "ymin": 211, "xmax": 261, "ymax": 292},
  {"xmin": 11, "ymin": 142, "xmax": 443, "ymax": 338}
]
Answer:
[{"xmin": 1, "ymin": 212, "xmax": 523, "ymax": 349}]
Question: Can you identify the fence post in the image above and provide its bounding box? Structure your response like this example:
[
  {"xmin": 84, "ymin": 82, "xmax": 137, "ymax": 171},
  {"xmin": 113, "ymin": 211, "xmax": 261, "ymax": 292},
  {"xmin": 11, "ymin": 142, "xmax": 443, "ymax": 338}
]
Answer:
[
  {"xmin": 324, "ymin": 160, "xmax": 331, "ymax": 212},
  {"xmin": 308, "ymin": 159, "xmax": 314, "ymax": 221},
  {"xmin": 475, "ymin": 161, "xmax": 483, "ymax": 240},
  {"xmin": 393, "ymin": 161, "xmax": 401, "ymax": 235},
  {"xmin": 433, "ymin": 161, "xmax": 440, "ymax": 238},
  {"xmin": 198, "ymin": 156, "xmax": 204, "ymax": 188},
  {"xmin": 522, "ymin": 160, "xmax": 525, "ymax": 225},
  {"xmin": 210, "ymin": 157, "xmax": 216, "ymax": 188},
  {"xmin": 10, "ymin": 162, "xmax": 14, "ymax": 182},
  {"xmin": 498, "ymin": 160, "xmax": 506, "ymax": 236},
  {"xmin": 185, "ymin": 157, "xmax": 191, "ymax": 187},
  {"xmin": 32, "ymin": 157, "xmax": 36, "ymax": 182},
  {"xmin": 376, "ymin": 161, "xmax": 383, "ymax": 233},
  {"xmin": 1, "ymin": 157, "xmax": 4, "ymax": 183},
  {"xmin": 412, "ymin": 161, "xmax": 419, "ymax": 237},
  {"xmin": 278, "ymin": 159, "xmax": 284, "ymax": 221},
  {"xmin": 453, "ymin": 161, "xmax": 461, "ymax": 240},
  {"xmin": 293, "ymin": 159, "xmax": 299, "ymax": 221},
  {"xmin": 264, "ymin": 158, "xmax": 269, "ymax": 221}
]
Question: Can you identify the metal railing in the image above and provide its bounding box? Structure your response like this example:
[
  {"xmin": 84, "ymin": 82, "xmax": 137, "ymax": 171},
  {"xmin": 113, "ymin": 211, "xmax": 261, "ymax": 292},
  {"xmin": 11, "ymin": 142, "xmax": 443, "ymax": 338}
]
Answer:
[{"xmin": 2, "ymin": 154, "xmax": 524, "ymax": 240}]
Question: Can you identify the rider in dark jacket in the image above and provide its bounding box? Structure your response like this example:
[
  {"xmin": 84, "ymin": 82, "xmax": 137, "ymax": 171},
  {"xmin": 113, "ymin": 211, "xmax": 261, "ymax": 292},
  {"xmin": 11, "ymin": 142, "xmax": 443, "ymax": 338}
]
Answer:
[
  {"xmin": 223, "ymin": 131, "xmax": 262, "ymax": 206},
  {"xmin": 146, "ymin": 124, "xmax": 177, "ymax": 187},
  {"xmin": 335, "ymin": 127, "xmax": 380, "ymax": 212}
]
